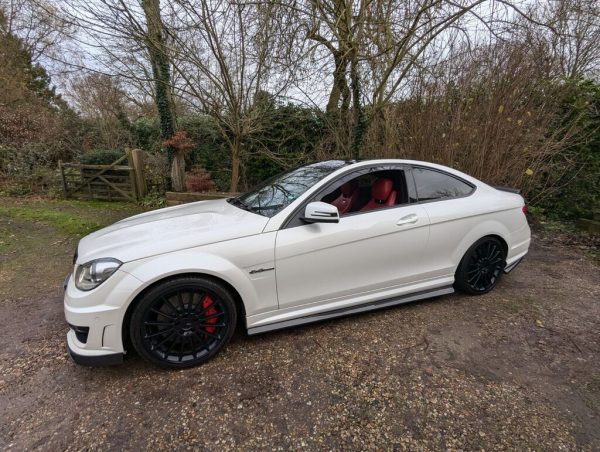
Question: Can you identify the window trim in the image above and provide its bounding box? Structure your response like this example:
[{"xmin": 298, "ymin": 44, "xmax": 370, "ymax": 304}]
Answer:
[
  {"xmin": 281, "ymin": 163, "xmax": 412, "ymax": 229},
  {"xmin": 409, "ymin": 165, "xmax": 476, "ymax": 204}
]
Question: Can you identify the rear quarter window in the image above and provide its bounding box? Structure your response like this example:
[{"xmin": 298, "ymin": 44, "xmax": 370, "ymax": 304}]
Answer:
[{"xmin": 412, "ymin": 167, "xmax": 474, "ymax": 201}]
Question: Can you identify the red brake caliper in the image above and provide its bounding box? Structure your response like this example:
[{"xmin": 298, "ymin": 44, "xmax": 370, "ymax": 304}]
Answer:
[{"xmin": 202, "ymin": 295, "xmax": 218, "ymax": 333}]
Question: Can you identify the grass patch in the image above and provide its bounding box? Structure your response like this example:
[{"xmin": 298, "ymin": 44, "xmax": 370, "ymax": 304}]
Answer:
[
  {"xmin": 0, "ymin": 197, "xmax": 145, "ymax": 237},
  {"xmin": 66, "ymin": 199, "xmax": 139, "ymax": 211},
  {"xmin": 0, "ymin": 205, "xmax": 104, "ymax": 237}
]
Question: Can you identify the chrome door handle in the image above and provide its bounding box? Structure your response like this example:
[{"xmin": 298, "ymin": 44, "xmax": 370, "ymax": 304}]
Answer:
[{"xmin": 396, "ymin": 214, "xmax": 418, "ymax": 226}]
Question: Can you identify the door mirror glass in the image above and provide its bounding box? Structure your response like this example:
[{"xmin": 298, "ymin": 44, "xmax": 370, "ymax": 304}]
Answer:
[{"xmin": 303, "ymin": 202, "xmax": 340, "ymax": 224}]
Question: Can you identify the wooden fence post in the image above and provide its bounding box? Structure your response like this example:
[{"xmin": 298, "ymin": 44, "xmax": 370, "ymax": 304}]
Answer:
[
  {"xmin": 131, "ymin": 149, "xmax": 147, "ymax": 198},
  {"xmin": 126, "ymin": 149, "xmax": 138, "ymax": 200},
  {"xmin": 58, "ymin": 160, "xmax": 69, "ymax": 198}
]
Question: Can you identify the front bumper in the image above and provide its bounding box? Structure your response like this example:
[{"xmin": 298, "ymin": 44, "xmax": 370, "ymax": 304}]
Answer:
[
  {"xmin": 67, "ymin": 332, "xmax": 123, "ymax": 366},
  {"xmin": 64, "ymin": 268, "xmax": 142, "ymax": 366}
]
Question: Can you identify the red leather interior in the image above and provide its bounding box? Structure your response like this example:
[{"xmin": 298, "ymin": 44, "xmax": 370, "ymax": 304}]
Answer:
[
  {"xmin": 360, "ymin": 178, "xmax": 397, "ymax": 211},
  {"xmin": 331, "ymin": 181, "xmax": 358, "ymax": 214}
]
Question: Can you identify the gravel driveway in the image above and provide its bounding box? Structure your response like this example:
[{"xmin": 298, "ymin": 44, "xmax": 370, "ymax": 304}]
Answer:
[{"xmin": 1, "ymin": 198, "xmax": 599, "ymax": 450}]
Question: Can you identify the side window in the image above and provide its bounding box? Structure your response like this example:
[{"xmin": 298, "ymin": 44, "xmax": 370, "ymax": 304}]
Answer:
[
  {"xmin": 320, "ymin": 168, "xmax": 410, "ymax": 215},
  {"xmin": 412, "ymin": 167, "xmax": 473, "ymax": 201}
]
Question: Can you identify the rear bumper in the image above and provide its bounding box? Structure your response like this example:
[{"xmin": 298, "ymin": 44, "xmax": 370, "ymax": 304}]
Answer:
[{"xmin": 505, "ymin": 224, "xmax": 530, "ymax": 274}]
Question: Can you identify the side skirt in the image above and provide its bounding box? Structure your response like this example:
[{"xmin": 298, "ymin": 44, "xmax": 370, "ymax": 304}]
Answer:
[
  {"xmin": 247, "ymin": 286, "xmax": 454, "ymax": 335},
  {"xmin": 504, "ymin": 257, "xmax": 524, "ymax": 273}
]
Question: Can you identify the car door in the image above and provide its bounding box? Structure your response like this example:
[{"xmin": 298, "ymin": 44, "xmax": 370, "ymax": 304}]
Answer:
[{"xmin": 274, "ymin": 166, "xmax": 431, "ymax": 310}]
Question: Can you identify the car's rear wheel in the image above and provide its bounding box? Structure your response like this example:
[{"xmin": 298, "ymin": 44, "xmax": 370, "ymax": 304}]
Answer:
[
  {"xmin": 455, "ymin": 237, "xmax": 506, "ymax": 295},
  {"xmin": 130, "ymin": 277, "xmax": 237, "ymax": 369}
]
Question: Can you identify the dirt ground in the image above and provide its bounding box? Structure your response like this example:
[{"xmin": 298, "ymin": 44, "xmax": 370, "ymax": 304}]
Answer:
[{"xmin": 1, "ymin": 196, "xmax": 599, "ymax": 450}]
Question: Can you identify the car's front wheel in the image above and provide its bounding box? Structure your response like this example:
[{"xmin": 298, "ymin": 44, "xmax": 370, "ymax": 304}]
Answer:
[
  {"xmin": 454, "ymin": 237, "xmax": 506, "ymax": 295},
  {"xmin": 130, "ymin": 276, "xmax": 237, "ymax": 369}
]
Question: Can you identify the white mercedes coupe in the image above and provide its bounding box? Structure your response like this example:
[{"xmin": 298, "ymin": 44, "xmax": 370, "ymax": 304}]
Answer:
[{"xmin": 64, "ymin": 159, "xmax": 530, "ymax": 368}]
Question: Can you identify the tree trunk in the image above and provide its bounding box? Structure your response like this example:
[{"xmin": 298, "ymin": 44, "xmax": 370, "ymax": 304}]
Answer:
[
  {"xmin": 142, "ymin": 0, "xmax": 175, "ymax": 142},
  {"xmin": 229, "ymin": 136, "xmax": 241, "ymax": 193},
  {"xmin": 171, "ymin": 151, "xmax": 185, "ymax": 192},
  {"xmin": 350, "ymin": 50, "xmax": 365, "ymax": 160},
  {"xmin": 141, "ymin": 0, "xmax": 178, "ymax": 187},
  {"xmin": 326, "ymin": 53, "xmax": 350, "ymax": 115},
  {"xmin": 230, "ymin": 154, "xmax": 240, "ymax": 193}
]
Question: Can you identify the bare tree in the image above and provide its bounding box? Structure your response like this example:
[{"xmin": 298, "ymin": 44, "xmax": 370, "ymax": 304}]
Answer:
[
  {"xmin": 0, "ymin": 0, "xmax": 73, "ymax": 63},
  {"xmin": 162, "ymin": 0, "xmax": 295, "ymax": 192},
  {"xmin": 281, "ymin": 0, "xmax": 560, "ymax": 158},
  {"xmin": 521, "ymin": 0, "xmax": 600, "ymax": 78},
  {"xmin": 69, "ymin": 73, "xmax": 135, "ymax": 150},
  {"xmin": 53, "ymin": 0, "xmax": 184, "ymax": 189},
  {"xmin": 141, "ymin": 0, "xmax": 180, "ymax": 189},
  {"xmin": 54, "ymin": 0, "xmax": 299, "ymax": 192}
]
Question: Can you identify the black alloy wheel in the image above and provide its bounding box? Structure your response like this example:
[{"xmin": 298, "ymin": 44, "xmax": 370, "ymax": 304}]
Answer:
[
  {"xmin": 455, "ymin": 237, "xmax": 506, "ymax": 295},
  {"xmin": 130, "ymin": 277, "xmax": 237, "ymax": 369}
]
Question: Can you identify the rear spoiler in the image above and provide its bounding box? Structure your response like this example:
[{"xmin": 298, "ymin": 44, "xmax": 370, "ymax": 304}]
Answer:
[{"xmin": 493, "ymin": 185, "xmax": 521, "ymax": 194}]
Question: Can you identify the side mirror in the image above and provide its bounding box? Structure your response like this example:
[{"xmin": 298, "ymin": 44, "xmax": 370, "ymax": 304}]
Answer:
[{"xmin": 302, "ymin": 202, "xmax": 340, "ymax": 224}]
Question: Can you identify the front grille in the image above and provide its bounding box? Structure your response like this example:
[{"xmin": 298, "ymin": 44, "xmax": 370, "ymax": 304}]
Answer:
[{"xmin": 69, "ymin": 324, "xmax": 89, "ymax": 344}]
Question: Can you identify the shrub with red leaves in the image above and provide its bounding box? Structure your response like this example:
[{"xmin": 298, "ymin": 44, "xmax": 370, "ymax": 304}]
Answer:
[
  {"xmin": 185, "ymin": 166, "xmax": 216, "ymax": 192},
  {"xmin": 162, "ymin": 130, "xmax": 194, "ymax": 155}
]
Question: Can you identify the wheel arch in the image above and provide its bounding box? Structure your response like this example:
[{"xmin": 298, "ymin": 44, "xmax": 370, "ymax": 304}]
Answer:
[
  {"xmin": 121, "ymin": 272, "xmax": 247, "ymax": 352},
  {"xmin": 454, "ymin": 231, "xmax": 510, "ymax": 274},
  {"xmin": 455, "ymin": 233, "xmax": 509, "ymax": 273},
  {"xmin": 483, "ymin": 233, "xmax": 509, "ymax": 257}
]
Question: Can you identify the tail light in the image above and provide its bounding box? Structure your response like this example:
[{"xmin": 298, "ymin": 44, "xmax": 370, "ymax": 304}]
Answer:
[{"xmin": 522, "ymin": 205, "xmax": 528, "ymax": 215}]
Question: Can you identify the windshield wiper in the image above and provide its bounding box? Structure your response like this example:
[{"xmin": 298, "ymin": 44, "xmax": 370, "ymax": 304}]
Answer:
[{"xmin": 227, "ymin": 197, "xmax": 255, "ymax": 212}]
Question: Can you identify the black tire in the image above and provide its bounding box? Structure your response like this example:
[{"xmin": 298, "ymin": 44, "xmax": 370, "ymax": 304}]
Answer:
[
  {"xmin": 130, "ymin": 276, "xmax": 237, "ymax": 369},
  {"xmin": 454, "ymin": 237, "xmax": 506, "ymax": 295}
]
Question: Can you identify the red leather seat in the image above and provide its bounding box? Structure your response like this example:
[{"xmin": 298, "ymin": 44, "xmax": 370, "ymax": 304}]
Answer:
[
  {"xmin": 331, "ymin": 181, "xmax": 358, "ymax": 215},
  {"xmin": 360, "ymin": 178, "xmax": 397, "ymax": 211}
]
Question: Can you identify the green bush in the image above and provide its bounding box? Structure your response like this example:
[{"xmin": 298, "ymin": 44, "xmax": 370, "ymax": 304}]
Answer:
[
  {"xmin": 1, "ymin": 143, "xmax": 60, "ymax": 175},
  {"xmin": 132, "ymin": 117, "xmax": 162, "ymax": 153},
  {"xmin": 534, "ymin": 78, "xmax": 600, "ymax": 219},
  {"xmin": 0, "ymin": 144, "xmax": 64, "ymax": 196},
  {"xmin": 244, "ymin": 103, "xmax": 326, "ymax": 188},
  {"xmin": 79, "ymin": 149, "xmax": 125, "ymax": 165}
]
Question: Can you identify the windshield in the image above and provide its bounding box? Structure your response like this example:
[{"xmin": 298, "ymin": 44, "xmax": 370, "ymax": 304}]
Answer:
[{"xmin": 232, "ymin": 160, "xmax": 349, "ymax": 217}]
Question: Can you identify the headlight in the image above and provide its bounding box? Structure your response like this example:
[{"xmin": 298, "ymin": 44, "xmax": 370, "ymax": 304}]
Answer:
[{"xmin": 75, "ymin": 258, "xmax": 122, "ymax": 291}]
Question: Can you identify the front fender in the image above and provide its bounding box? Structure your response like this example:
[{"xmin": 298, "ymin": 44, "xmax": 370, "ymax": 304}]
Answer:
[{"xmin": 121, "ymin": 233, "xmax": 278, "ymax": 319}]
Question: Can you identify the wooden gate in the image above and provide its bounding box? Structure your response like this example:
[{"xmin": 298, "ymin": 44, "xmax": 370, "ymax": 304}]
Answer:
[{"xmin": 59, "ymin": 150, "xmax": 146, "ymax": 201}]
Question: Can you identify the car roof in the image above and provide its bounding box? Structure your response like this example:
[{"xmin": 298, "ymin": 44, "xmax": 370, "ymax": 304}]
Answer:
[{"xmin": 322, "ymin": 158, "xmax": 484, "ymax": 187}]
